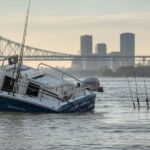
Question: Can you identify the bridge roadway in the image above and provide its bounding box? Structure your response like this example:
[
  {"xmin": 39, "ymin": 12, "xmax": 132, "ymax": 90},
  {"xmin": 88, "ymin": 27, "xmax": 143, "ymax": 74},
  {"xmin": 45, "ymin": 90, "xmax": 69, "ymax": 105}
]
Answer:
[
  {"xmin": 0, "ymin": 36, "xmax": 149, "ymax": 61},
  {"xmin": 0, "ymin": 55, "xmax": 149, "ymax": 61}
]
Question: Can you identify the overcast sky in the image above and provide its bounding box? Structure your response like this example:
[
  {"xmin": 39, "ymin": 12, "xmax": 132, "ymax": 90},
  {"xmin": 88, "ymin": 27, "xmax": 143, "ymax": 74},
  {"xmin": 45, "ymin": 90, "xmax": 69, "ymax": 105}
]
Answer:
[{"xmin": 0, "ymin": 0, "xmax": 150, "ymax": 56}]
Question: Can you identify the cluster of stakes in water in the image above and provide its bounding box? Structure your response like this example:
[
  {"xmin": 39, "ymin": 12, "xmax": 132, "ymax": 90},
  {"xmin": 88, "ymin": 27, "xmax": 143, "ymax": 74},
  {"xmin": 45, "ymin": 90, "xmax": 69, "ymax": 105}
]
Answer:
[{"xmin": 126, "ymin": 69, "xmax": 149, "ymax": 110}]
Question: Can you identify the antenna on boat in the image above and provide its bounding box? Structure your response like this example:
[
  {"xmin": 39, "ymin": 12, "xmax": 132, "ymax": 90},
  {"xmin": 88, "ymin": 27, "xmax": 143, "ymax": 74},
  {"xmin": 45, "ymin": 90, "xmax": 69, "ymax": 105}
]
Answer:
[
  {"xmin": 13, "ymin": 0, "xmax": 31, "ymax": 94},
  {"xmin": 142, "ymin": 68, "xmax": 149, "ymax": 110},
  {"xmin": 134, "ymin": 68, "xmax": 140, "ymax": 110},
  {"xmin": 125, "ymin": 70, "xmax": 135, "ymax": 109}
]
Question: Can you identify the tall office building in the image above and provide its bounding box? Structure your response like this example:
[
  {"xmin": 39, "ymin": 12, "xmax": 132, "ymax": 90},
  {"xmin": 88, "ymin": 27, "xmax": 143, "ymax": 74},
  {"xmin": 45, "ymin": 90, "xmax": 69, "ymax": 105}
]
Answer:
[
  {"xmin": 109, "ymin": 52, "xmax": 122, "ymax": 71},
  {"xmin": 120, "ymin": 33, "xmax": 135, "ymax": 66},
  {"xmin": 95, "ymin": 43, "xmax": 107, "ymax": 56},
  {"xmin": 80, "ymin": 35, "xmax": 92, "ymax": 56},
  {"xmin": 80, "ymin": 35, "xmax": 93, "ymax": 70},
  {"xmin": 95, "ymin": 43, "xmax": 108, "ymax": 70}
]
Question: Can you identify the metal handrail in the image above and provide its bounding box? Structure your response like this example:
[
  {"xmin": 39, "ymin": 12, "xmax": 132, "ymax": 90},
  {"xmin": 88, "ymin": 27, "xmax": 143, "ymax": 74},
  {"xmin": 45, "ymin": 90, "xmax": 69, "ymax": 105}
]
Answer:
[
  {"xmin": 38, "ymin": 63, "xmax": 94, "ymax": 94},
  {"xmin": 37, "ymin": 63, "xmax": 84, "ymax": 85},
  {"xmin": 9, "ymin": 79, "xmax": 64, "ymax": 101}
]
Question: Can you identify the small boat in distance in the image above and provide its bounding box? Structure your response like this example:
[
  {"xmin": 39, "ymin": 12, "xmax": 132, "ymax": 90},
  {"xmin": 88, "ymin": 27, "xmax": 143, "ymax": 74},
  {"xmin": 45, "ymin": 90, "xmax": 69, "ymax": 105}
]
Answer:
[
  {"xmin": 0, "ymin": 56, "xmax": 96, "ymax": 113},
  {"xmin": 83, "ymin": 77, "xmax": 104, "ymax": 92}
]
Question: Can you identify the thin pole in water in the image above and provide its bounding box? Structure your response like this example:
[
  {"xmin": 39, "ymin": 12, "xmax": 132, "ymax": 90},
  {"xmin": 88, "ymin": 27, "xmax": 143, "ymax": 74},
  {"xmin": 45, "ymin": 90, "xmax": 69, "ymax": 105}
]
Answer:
[
  {"xmin": 126, "ymin": 76, "xmax": 136, "ymax": 109},
  {"xmin": 142, "ymin": 69, "xmax": 149, "ymax": 110},
  {"xmin": 125, "ymin": 70, "xmax": 136, "ymax": 109},
  {"xmin": 134, "ymin": 68, "xmax": 140, "ymax": 110}
]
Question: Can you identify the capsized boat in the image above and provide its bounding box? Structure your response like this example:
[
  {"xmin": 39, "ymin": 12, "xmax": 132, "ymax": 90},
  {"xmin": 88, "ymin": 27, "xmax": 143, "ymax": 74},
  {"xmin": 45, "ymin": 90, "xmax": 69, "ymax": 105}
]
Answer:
[
  {"xmin": 0, "ymin": 0, "xmax": 96, "ymax": 113},
  {"xmin": 0, "ymin": 56, "xmax": 96, "ymax": 113}
]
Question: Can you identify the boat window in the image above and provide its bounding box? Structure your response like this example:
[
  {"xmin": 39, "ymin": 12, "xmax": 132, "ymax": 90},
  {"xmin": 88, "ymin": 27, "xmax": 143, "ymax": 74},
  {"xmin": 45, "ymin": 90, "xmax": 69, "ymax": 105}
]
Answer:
[
  {"xmin": 2, "ymin": 76, "xmax": 15, "ymax": 92},
  {"xmin": 26, "ymin": 82, "xmax": 40, "ymax": 97}
]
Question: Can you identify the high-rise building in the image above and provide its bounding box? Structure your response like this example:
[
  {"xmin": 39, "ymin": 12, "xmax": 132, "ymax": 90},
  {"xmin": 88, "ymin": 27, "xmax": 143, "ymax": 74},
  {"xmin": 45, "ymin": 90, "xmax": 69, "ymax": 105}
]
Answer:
[
  {"xmin": 80, "ymin": 35, "xmax": 92, "ymax": 56},
  {"xmin": 95, "ymin": 43, "xmax": 108, "ymax": 70},
  {"xmin": 108, "ymin": 52, "xmax": 122, "ymax": 71},
  {"xmin": 120, "ymin": 33, "xmax": 135, "ymax": 66},
  {"xmin": 95, "ymin": 43, "xmax": 107, "ymax": 56},
  {"xmin": 80, "ymin": 35, "xmax": 93, "ymax": 70}
]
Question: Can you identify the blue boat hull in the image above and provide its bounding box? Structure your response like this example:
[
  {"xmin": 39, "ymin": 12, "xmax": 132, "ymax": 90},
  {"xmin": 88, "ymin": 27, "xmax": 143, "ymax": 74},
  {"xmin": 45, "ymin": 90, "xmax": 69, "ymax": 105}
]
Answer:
[{"xmin": 0, "ymin": 94, "xmax": 96, "ymax": 113}]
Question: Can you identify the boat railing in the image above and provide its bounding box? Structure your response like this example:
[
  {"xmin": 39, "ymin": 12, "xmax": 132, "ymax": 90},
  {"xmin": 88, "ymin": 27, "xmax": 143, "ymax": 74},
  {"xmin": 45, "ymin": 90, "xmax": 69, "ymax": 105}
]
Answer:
[
  {"xmin": 5, "ymin": 75, "xmax": 87, "ymax": 104},
  {"xmin": 14, "ymin": 77, "xmax": 71, "ymax": 101},
  {"xmin": 13, "ymin": 80, "xmax": 65, "ymax": 101},
  {"xmin": 64, "ymin": 87, "xmax": 87, "ymax": 99},
  {"xmin": 37, "ymin": 63, "xmax": 85, "ymax": 85},
  {"xmin": 37, "ymin": 63, "xmax": 93, "ymax": 95}
]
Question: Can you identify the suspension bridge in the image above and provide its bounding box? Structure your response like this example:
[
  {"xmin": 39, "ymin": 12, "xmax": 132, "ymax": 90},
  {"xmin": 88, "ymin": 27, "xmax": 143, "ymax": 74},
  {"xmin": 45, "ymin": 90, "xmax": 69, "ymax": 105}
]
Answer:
[{"xmin": 0, "ymin": 36, "xmax": 149, "ymax": 63}]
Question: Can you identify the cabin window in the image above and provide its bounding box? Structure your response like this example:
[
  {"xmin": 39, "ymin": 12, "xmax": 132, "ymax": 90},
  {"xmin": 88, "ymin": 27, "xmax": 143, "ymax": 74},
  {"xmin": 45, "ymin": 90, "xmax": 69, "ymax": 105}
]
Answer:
[
  {"xmin": 2, "ymin": 76, "xmax": 15, "ymax": 92},
  {"xmin": 26, "ymin": 82, "xmax": 40, "ymax": 97}
]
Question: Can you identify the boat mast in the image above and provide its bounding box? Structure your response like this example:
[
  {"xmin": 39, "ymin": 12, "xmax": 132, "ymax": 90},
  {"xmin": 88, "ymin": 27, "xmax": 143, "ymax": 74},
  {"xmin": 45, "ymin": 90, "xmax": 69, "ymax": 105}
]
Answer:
[{"xmin": 13, "ymin": 0, "xmax": 31, "ymax": 94}]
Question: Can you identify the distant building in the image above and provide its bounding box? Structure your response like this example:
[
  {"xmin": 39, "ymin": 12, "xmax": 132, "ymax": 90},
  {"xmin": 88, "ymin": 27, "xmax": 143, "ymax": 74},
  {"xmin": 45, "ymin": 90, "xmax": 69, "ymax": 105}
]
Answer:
[
  {"xmin": 80, "ymin": 35, "xmax": 93, "ymax": 70},
  {"xmin": 71, "ymin": 58, "xmax": 82, "ymax": 71},
  {"xmin": 95, "ymin": 43, "xmax": 107, "ymax": 55},
  {"xmin": 80, "ymin": 35, "xmax": 92, "ymax": 56},
  {"xmin": 108, "ymin": 52, "xmax": 122, "ymax": 71},
  {"xmin": 147, "ymin": 60, "xmax": 150, "ymax": 66},
  {"xmin": 72, "ymin": 32, "xmax": 136, "ymax": 72},
  {"xmin": 120, "ymin": 33, "xmax": 135, "ymax": 66},
  {"xmin": 95, "ymin": 43, "xmax": 108, "ymax": 70}
]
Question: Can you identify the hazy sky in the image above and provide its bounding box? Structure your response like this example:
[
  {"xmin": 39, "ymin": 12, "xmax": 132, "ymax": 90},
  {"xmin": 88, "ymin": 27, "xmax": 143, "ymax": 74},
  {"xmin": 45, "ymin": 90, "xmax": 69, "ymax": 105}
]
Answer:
[{"xmin": 0, "ymin": 0, "xmax": 150, "ymax": 56}]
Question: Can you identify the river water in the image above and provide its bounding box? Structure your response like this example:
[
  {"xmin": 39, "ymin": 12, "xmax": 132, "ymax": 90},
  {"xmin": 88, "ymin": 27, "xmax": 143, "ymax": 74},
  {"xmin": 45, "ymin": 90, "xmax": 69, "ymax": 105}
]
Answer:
[{"xmin": 0, "ymin": 78, "xmax": 150, "ymax": 150}]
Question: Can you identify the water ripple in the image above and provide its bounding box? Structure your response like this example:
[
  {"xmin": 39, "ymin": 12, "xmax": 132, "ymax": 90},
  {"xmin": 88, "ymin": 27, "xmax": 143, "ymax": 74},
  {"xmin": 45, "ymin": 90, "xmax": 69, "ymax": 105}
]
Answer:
[{"xmin": 1, "ymin": 78, "xmax": 150, "ymax": 150}]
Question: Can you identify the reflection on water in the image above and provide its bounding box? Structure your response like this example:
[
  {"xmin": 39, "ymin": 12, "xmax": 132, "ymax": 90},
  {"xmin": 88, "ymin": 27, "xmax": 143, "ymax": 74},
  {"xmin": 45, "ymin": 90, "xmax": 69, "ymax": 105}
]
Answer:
[{"xmin": 1, "ymin": 78, "xmax": 150, "ymax": 150}]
